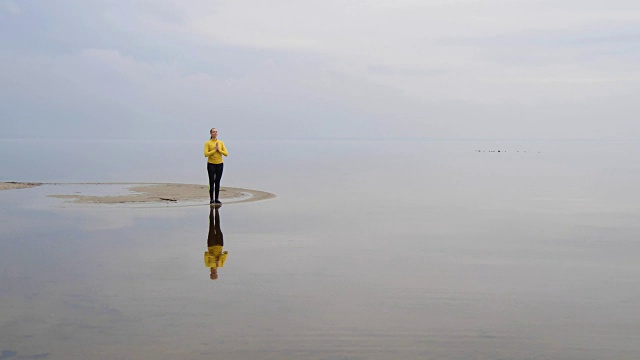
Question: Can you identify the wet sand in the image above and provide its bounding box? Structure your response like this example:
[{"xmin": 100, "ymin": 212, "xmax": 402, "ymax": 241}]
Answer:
[{"xmin": 0, "ymin": 182, "xmax": 274, "ymax": 204}]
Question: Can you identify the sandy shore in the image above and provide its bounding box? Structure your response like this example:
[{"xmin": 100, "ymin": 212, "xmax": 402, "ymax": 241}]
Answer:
[
  {"xmin": 0, "ymin": 182, "xmax": 42, "ymax": 191},
  {"xmin": 0, "ymin": 182, "xmax": 275, "ymax": 205}
]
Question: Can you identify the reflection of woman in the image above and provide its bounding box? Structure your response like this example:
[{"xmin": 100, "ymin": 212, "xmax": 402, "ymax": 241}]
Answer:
[
  {"xmin": 204, "ymin": 207, "xmax": 227, "ymax": 280},
  {"xmin": 204, "ymin": 128, "xmax": 228, "ymax": 205}
]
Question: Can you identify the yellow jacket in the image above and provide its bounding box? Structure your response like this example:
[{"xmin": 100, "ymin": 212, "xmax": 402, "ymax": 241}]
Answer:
[
  {"xmin": 204, "ymin": 245, "xmax": 228, "ymax": 268},
  {"xmin": 204, "ymin": 139, "xmax": 228, "ymax": 164}
]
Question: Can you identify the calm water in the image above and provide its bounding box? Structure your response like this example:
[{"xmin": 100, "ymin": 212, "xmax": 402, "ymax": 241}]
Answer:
[{"xmin": 1, "ymin": 139, "xmax": 640, "ymax": 359}]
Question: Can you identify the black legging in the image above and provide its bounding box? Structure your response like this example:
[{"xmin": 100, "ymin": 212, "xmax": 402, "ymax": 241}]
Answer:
[
  {"xmin": 207, "ymin": 163, "xmax": 224, "ymax": 201},
  {"xmin": 207, "ymin": 208, "xmax": 223, "ymax": 247}
]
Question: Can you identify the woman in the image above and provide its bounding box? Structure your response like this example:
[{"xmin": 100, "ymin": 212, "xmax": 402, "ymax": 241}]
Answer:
[{"xmin": 204, "ymin": 128, "xmax": 228, "ymax": 204}]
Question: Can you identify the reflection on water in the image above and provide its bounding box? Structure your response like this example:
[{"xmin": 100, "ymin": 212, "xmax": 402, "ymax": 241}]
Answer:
[{"xmin": 204, "ymin": 206, "xmax": 227, "ymax": 280}]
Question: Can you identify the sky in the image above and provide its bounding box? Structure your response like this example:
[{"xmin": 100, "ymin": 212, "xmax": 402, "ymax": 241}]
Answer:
[{"xmin": 1, "ymin": 0, "xmax": 640, "ymax": 141}]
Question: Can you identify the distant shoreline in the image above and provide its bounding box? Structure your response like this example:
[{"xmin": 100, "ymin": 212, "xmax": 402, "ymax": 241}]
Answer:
[{"xmin": 0, "ymin": 182, "xmax": 275, "ymax": 205}]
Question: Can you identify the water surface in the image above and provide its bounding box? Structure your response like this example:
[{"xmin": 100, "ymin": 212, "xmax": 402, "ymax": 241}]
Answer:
[{"xmin": 1, "ymin": 139, "xmax": 639, "ymax": 359}]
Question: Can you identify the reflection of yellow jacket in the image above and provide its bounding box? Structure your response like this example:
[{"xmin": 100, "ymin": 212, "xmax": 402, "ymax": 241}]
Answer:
[{"xmin": 204, "ymin": 245, "xmax": 228, "ymax": 268}]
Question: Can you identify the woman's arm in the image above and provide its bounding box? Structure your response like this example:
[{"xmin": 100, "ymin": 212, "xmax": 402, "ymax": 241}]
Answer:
[
  {"xmin": 204, "ymin": 142, "xmax": 216, "ymax": 157},
  {"xmin": 219, "ymin": 142, "xmax": 229, "ymax": 157}
]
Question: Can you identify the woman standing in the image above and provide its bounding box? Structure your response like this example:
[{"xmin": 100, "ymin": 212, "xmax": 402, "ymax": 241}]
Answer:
[{"xmin": 204, "ymin": 128, "xmax": 228, "ymax": 204}]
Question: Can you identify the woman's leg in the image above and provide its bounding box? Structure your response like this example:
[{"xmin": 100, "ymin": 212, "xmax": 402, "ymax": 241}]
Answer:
[
  {"xmin": 214, "ymin": 163, "xmax": 224, "ymax": 201},
  {"xmin": 207, "ymin": 163, "xmax": 216, "ymax": 201}
]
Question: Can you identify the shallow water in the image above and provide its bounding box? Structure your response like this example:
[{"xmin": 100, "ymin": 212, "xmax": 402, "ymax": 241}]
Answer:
[{"xmin": 1, "ymin": 139, "xmax": 640, "ymax": 359}]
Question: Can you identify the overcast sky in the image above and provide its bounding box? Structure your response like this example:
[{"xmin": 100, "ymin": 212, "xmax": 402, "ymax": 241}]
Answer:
[{"xmin": 1, "ymin": 0, "xmax": 639, "ymax": 140}]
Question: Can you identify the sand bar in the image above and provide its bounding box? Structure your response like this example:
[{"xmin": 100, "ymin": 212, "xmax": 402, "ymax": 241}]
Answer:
[
  {"xmin": 0, "ymin": 182, "xmax": 275, "ymax": 205},
  {"xmin": 0, "ymin": 182, "xmax": 42, "ymax": 191}
]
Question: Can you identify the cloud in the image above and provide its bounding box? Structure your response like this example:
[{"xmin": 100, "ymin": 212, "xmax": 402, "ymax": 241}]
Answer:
[
  {"xmin": 0, "ymin": 45, "xmax": 394, "ymax": 139},
  {"xmin": 1, "ymin": 0, "xmax": 640, "ymax": 140},
  {"xmin": 2, "ymin": 0, "xmax": 20, "ymax": 15},
  {"xmin": 179, "ymin": 0, "xmax": 640, "ymax": 102}
]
